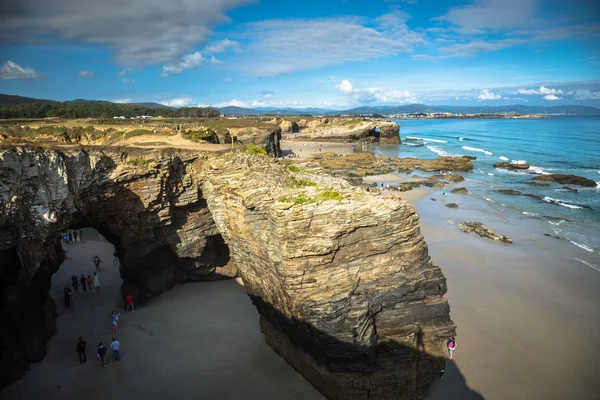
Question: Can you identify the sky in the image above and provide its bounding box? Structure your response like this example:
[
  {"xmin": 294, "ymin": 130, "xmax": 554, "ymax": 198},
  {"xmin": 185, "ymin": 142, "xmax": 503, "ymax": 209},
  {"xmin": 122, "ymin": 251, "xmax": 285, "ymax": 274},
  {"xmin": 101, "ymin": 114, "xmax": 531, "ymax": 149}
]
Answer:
[{"xmin": 0, "ymin": 0, "xmax": 599, "ymax": 109}]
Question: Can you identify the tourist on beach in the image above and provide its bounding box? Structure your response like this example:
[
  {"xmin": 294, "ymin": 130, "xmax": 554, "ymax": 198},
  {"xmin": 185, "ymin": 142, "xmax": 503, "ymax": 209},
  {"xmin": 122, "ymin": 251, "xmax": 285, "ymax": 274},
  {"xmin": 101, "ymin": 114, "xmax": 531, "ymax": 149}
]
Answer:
[
  {"xmin": 93, "ymin": 272, "xmax": 101, "ymax": 292},
  {"xmin": 76, "ymin": 337, "xmax": 87, "ymax": 363},
  {"xmin": 93, "ymin": 255, "xmax": 102, "ymax": 272},
  {"xmin": 113, "ymin": 250, "xmax": 119, "ymax": 265},
  {"xmin": 80, "ymin": 274, "xmax": 87, "ymax": 292},
  {"xmin": 79, "ymin": 229, "xmax": 84, "ymax": 243},
  {"xmin": 442, "ymin": 187, "xmax": 447, "ymax": 199},
  {"xmin": 110, "ymin": 338, "xmax": 121, "ymax": 360},
  {"xmin": 447, "ymin": 337, "xmax": 457, "ymax": 359},
  {"xmin": 68, "ymin": 231, "xmax": 73, "ymax": 244},
  {"xmin": 73, "ymin": 230, "xmax": 78, "ymax": 242},
  {"xmin": 125, "ymin": 293, "xmax": 134, "ymax": 312},
  {"xmin": 111, "ymin": 310, "xmax": 121, "ymax": 332},
  {"xmin": 87, "ymin": 275, "xmax": 93, "ymax": 293},
  {"xmin": 63, "ymin": 286, "xmax": 72, "ymax": 308},
  {"xmin": 97, "ymin": 343, "xmax": 108, "ymax": 367},
  {"xmin": 71, "ymin": 274, "xmax": 79, "ymax": 291}
]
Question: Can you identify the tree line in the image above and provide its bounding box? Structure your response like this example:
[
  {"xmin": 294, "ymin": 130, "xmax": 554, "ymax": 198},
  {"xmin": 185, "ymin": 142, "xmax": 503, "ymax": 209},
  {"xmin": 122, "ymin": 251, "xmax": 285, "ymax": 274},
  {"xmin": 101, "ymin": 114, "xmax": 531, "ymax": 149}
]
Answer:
[{"xmin": 0, "ymin": 102, "xmax": 220, "ymax": 119}]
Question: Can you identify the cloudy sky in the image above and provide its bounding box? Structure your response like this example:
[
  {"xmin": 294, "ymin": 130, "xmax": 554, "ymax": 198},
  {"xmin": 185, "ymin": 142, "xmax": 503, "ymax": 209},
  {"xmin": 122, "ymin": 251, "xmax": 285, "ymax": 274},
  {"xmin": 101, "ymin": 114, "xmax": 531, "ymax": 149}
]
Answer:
[{"xmin": 0, "ymin": 0, "xmax": 599, "ymax": 109}]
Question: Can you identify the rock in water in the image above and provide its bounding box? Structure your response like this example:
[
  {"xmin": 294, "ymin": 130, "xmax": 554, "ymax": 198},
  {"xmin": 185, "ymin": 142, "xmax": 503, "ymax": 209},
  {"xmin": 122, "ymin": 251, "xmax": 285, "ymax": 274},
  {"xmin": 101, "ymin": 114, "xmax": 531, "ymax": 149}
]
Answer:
[
  {"xmin": 0, "ymin": 147, "xmax": 455, "ymax": 399},
  {"xmin": 494, "ymin": 189, "xmax": 521, "ymax": 195},
  {"xmin": 451, "ymin": 187, "xmax": 468, "ymax": 195},
  {"xmin": 446, "ymin": 203, "xmax": 459, "ymax": 208},
  {"xmin": 458, "ymin": 221, "xmax": 512, "ymax": 244},
  {"xmin": 493, "ymin": 162, "xmax": 531, "ymax": 170},
  {"xmin": 533, "ymin": 174, "xmax": 596, "ymax": 187}
]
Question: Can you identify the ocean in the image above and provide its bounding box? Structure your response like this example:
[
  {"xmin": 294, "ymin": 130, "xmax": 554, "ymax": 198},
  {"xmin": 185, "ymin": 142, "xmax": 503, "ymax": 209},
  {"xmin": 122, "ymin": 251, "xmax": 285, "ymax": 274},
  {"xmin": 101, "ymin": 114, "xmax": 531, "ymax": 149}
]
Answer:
[{"xmin": 372, "ymin": 116, "xmax": 600, "ymax": 260}]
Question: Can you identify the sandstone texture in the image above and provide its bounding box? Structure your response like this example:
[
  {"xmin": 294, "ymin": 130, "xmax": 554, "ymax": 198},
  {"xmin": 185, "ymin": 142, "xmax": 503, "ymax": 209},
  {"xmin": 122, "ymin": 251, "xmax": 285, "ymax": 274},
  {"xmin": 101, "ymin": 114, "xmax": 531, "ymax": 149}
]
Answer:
[
  {"xmin": 493, "ymin": 162, "xmax": 531, "ymax": 170},
  {"xmin": 534, "ymin": 173, "xmax": 596, "ymax": 187},
  {"xmin": 285, "ymin": 119, "xmax": 400, "ymax": 144},
  {"xmin": 458, "ymin": 222, "xmax": 512, "ymax": 244},
  {"xmin": 0, "ymin": 146, "xmax": 455, "ymax": 399},
  {"xmin": 227, "ymin": 126, "xmax": 282, "ymax": 157}
]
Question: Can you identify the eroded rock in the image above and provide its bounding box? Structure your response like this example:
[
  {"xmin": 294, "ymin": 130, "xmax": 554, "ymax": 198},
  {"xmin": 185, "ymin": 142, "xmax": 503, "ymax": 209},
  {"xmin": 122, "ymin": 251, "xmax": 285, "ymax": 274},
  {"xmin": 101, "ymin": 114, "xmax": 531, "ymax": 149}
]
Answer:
[
  {"xmin": 446, "ymin": 203, "xmax": 459, "ymax": 209},
  {"xmin": 495, "ymin": 189, "xmax": 521, "ymax": 195},
  {"xmin": 451, "ymin": 187, "xmax": 468, "ymax": 195},
  {"xmin": 493, "ymin": 162, "xmax": 531, "ymax": 170},
  {"xmin": 534, "ymin": 174, "xmax": 596, "ymax": 187},
  {"xmin": 458, "ymin": 221, "xmax": 512, "ymax": 244}
]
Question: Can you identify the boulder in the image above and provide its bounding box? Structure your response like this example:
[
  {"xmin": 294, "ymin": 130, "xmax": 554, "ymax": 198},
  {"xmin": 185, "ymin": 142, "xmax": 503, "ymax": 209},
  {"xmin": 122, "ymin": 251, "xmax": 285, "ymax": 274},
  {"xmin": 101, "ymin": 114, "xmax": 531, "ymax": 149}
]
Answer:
[
  {"xmin": 493, "ymin": 162, "xmax": 531, "ymax": 170},
  {"xmin": 534, "ymin": 174, "xmax": 596, "ymax": 187},
  {"xmin": 495, "ymin": 189, "xmax": 521, "ymax": 195},
  {"xmin": 523, "ymin": 181, "xmax": 550, "ymax": 187},
  {"xmin": 451, "ymin": 187, "xmax": 468, "ymax": 195},
  {"xmin": 446, "ymin": 203, "xmax": 459, "ymax": 209},
  {"xmin": 458, "ymin": 221, "xmax": 512, "ymax": 244}
]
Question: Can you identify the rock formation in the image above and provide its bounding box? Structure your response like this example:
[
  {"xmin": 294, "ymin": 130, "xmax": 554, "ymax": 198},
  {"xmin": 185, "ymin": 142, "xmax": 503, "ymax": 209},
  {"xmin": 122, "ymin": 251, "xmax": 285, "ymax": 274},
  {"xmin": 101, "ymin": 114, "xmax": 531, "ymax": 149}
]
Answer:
[
  {"xmin": 493, "ymin": 162, "xmax": 531, "ymax": 170},
  {"xmin": 458, "ymin": 222, "xmax": 512, "ymax": 244},
  {"xmin": 286, "ymin": 119, "xmax": 400, "ymax": 143},
  {"xmin": 445, "ymin": 203, "xmax": 459, "ymax": 209},
  {"xmin": 226, "ymin": 126, "xmax": 282, "ymax": 157},
  {"xmin": 495, "ymin": 189, "xmax": 521, "ymax": 195},
  {"xmin": 534, "ymin": 173, "xmax": 596, "ymax": 187},
  {"xmin": 451, "ymin": 187, "xmax": 468, "ymax": 195},
  {"xmin": 0, "ymin": 146, "xmax": 455, "ymax": 399}
]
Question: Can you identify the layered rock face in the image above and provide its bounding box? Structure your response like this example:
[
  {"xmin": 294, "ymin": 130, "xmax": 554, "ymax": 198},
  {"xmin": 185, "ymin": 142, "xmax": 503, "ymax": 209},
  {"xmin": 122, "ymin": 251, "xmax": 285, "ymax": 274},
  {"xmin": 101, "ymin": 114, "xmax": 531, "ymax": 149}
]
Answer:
[
  {"xmin": 202, "ymin": 154, "xmax": 455, "ymax": 399},
  {"xmin": 227, "ymin": 126, "xmax": 282, "ymax": 157},
  {"xmin": 0, "ymin": 146, "xmax": 455, "ymax": 399},
  {"xmin": 283, "ymin": 119, "xmax": 400, "ymax": 144}
]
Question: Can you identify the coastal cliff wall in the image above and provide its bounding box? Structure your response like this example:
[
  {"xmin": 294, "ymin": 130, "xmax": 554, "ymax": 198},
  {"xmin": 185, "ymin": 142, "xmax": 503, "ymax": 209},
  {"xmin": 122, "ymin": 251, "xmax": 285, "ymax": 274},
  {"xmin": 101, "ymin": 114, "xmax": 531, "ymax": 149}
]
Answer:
[
  {"xmin": 0, "ymin": 146, "xmax": 454, "ymax": 399},
  {"xmin": 281, "ymin": 118, "xmax": 400, "ymax": 144}
]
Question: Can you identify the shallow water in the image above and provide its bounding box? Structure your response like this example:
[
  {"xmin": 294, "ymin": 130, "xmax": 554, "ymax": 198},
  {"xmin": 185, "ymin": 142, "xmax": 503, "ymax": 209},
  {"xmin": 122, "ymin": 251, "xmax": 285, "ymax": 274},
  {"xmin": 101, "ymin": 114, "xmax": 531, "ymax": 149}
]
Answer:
[{"xmin": 372, "ymin": 116, "xmax": 600, "ymax": 260}]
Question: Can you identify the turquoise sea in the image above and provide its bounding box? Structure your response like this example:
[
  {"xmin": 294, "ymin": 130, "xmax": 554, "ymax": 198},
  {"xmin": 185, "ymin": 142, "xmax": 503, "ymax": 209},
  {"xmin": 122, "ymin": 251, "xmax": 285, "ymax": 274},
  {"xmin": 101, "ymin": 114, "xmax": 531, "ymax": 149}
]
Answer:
[{"xmin": 372, "ymin": 116, "xmax": 600, "ymax": 260}]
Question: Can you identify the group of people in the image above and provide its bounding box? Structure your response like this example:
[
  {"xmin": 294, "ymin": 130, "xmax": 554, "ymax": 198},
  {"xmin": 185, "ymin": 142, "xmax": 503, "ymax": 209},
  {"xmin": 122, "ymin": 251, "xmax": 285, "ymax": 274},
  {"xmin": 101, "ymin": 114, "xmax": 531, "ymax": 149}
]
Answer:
[
  {"xmin": 70, "ymin": 271, "xmax": 101, "ymax": 294},
  {"xmin": 62, "ymin": 229, "xmax": 84, "ymax": 245},
  {"xmin": 76, "ymin": 336, "xmax": 121, "ymax": 368}
]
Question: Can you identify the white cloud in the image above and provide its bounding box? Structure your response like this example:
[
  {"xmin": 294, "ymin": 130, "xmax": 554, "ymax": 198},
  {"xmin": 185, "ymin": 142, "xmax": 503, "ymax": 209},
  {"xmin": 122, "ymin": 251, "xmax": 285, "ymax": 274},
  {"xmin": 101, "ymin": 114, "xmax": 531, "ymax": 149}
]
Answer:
[
  {"xmin": 477, "ymin": 89, "xmax": 501, "ymax": 100},
  {"xmin": 572, "ymin": 89, "xmax": 600, "ymax": 100},
  {"xmin": 215, "ymin": 99, "xmax": 248, "ymax": 108},
  {"xmin": 121, "ymin": 78, "xmax": 136, "ymax": 83},
  {"xmin": 0, "ymin": 0, "xmax": 253, "ymax": 66},
  {"xmin": 113, "ymin": 99, "xmax": 131, "ymax": 103},
  {"xmin": 162, "ymin": 52, "xmax": 205, "ymax": 76},
  {"xmin": 517, "ymin": 86, "xmax": 563, "ymax": 95},
  {"xmin": 437, "ymin": 0, "xmax": 537, "ymax": 33},
  {"xmin": 336, "ymin": 80, "xmax": 355, "ymax": 94},
  {"xmin": 0, "ymin": 60, "xmax": 39, "ymax": 80},
  {"xmin": 159, "ymin": 97, "xmax": 194, "ymax": 107},
  {"xmin": 78, "ymin": 71, "xmax": 95, "ymax": 78},
  {"xmin": 328, "ymin": 76, "xmax": 336, "ymax": 83},
  {"xmin": 335, "ymin": 79, "xmax": 417, "ymax": 104},
  {"xmin": 204, "ymin": 39, "xmax": 239, "ymax": 54},
  {"xmin": 544, "ymin": 94, "xmax": 561, "ymax": 100},
  {"xmin": 238, "ymin": 14, "xmax": 424, "ymax": 76},
  {"xmin": 118, "ymin": 68, "xmax": 132, "ymax": 76},
  {"xmin": 209, "ymin": 55, "xmax": 222, "ymax": 65}
]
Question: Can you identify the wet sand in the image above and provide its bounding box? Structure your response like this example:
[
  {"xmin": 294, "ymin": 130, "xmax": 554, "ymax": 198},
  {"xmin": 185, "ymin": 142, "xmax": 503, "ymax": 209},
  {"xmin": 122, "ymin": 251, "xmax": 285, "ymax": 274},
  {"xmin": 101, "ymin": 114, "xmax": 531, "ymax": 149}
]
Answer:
[{"xmin": 0, "ymin": 233, "xmax": 323, "ymax": 400}]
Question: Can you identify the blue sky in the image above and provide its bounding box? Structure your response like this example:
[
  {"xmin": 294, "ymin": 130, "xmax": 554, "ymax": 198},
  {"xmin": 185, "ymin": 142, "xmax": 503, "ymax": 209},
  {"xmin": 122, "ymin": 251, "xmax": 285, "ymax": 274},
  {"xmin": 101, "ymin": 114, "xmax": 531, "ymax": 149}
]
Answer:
[{"xmin": 0, "ymin": 0, "xmax": 599, "ymax": 109}]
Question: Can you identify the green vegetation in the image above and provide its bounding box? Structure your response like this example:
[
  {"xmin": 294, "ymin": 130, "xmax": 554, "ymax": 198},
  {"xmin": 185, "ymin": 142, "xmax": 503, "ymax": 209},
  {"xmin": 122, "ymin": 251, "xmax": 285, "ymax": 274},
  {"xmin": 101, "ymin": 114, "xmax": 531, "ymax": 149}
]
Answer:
[
  {"xmin": 0, "ymin": 102, "xmax": 220, "ymax": 119},
  {"xmin": 280, "ymin": 192, "xmax": 316, "ymax": 205},
  {"xmin": 245, "ymin": 143, "xmax": 267, "ymax": 155},
  {"xmin": 318, "ymin": 188, "xmax": 344, "ymax": 201},
  {"xmin": 287, "ymin": 165, "xmax": 312, "ymax": 174},
  {"xmin": 182, "ymin": 128, "xmax": 217, "ymax": 143},
  {"xmin": 127, "ymin": 157, "xmax": 150, "ymax": 166},
  {"xmin": 289, "ymin": 176, "xmax": 317, "ymax": 188}
]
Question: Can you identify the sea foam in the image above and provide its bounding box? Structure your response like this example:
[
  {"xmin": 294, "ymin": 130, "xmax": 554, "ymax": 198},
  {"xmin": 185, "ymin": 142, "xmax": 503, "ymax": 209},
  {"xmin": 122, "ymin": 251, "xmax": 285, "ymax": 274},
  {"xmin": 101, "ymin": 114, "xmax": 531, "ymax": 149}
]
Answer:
[
  {"xmin": 426, "ymin": 146, "xmax": 450, "ymax": 156},
  {"xmin": 462, "ymin": 146, "xmax": 493, "ymax": 155},
  {"xmin": 543, "ymin": 196, "xmax": 584, "ymax": 209},
  {"xmin": 499, "ymin": 156, "xmax": 509, "ymax": 161},
  {"xmin": 406, "ymin": 136, "xmax": 448, "ymax": 143},
  {"xmin": 569, "ymin": 241, "xmax": 594, "ymax": 252},
  {"xmin": 568, "ymin": 257, "xmax": 600, "ymax": 273}
]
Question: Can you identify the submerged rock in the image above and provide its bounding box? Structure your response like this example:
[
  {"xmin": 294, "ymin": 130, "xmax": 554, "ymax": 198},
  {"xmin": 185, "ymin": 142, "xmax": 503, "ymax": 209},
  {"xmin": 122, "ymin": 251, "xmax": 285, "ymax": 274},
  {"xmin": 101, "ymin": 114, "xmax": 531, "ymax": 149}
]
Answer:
[
  {"xmin": 451, "ymin": 187, "xmax": 468, "ymax": 195},
  {"xmin": 495, "ymin": 189, "xmax": 521, "ymax": 195},
  {"xmin": 446, "ymin": 203, "xmax": 459, "ymax": 208},
  {"xmin": 458, "ymin": 221, "xmax": 512, "ymax": 244},
  {"xmin": 534, "ymin": 174, "xmax": 596, "ymax": 187},
  {"xmin": 523, "ymin": 181, "xmax": 551, "ymax": 187}
]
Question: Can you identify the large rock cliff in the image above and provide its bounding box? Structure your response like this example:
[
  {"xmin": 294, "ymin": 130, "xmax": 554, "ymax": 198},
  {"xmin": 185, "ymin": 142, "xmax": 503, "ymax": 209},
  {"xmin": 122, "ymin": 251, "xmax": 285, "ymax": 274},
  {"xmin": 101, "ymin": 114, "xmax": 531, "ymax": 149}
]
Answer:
[
  {"xmin": 0, "ymin": 146, "xmax": 454, "ymax": 399},
  {"xmin": 281, "ymin": 119, "xmax": 400, "ymax": 144}
]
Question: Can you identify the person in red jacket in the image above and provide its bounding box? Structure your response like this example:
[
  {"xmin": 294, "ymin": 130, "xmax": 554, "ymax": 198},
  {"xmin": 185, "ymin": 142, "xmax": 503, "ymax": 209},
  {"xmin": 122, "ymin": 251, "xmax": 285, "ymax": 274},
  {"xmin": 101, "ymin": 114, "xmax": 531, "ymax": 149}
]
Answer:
[{"xmin": 125, "ymin": 293, "xmax": 135, "ymax": 312}]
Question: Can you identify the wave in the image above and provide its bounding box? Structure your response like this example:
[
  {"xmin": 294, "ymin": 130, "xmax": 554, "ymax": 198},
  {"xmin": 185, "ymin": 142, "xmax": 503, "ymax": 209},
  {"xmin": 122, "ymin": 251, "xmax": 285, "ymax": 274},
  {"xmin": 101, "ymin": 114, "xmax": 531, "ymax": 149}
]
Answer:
[
  {"xmin": 543, "ymin": 196, "xmax": 585, "ymax": 209},
  {"xmin": 529, "ymin": 166, "xmax": 551, "ymax": 175},
  {"xmin": 568, "ymin": 257, "xmax": 600, "ymax": 273},
  {"xmin": 484, "ymin": 197, "xmax": 495, "ymax": 203},
  {"xmin": 459, "ymin": 137, "xmax": 464, "ymax": 142},
  {"xmin": 569, "ymin": 241, "xmax": 594, "ymax": 252},
  {"xmin": 426, "ymin": 145, "xmax": 450, "ymax": 156},
  {"xmin": 488, "ymin": 173, "xmax": 495, "ymax": 176},
  {"xmin": 523, "ymin": 211, "xmax": 539, "ymax": 217},
  {"xmin": 499, "ymin": 156, "xmax": 509, "ymax": 161},
  {"xmin": 511, "ymin": 159, "xmax": 528, "ymax": 165},
  {"xmin": 495, "ymin": 168, "xmax": 529, "ymax": 176},
  {"xmin": 462, "ymin": 146, "xmax": 493, "ymax": 155},
  {"xmin": 406, "ymin": 136, "xmax": 448, "ymax": 143}
]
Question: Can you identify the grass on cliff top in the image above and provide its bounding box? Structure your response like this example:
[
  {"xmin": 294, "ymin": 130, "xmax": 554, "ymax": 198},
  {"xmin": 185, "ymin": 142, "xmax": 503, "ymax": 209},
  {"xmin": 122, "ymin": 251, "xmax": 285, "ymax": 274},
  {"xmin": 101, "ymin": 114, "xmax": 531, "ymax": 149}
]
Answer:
[
  {"xmin": 287, "ymin": 164, "xmax": 313, "ymax": 174},
  {"xmin": 289, "ymin": 176, "xmax": 317, "ymax": 188},
  {"xmin": 280, "ymin": 192, "xmax": 316, "ymax": 205},
  {"xmin": 126, "ymin": 157, "xmax": 150, "ymax": 166},
  {"xmin": 244, "ymin": 143, "xmax": 268, "ymax": 155},
  {"xmin": 318, "ymin": 188, "xmax": 344, "ymax": 201}
]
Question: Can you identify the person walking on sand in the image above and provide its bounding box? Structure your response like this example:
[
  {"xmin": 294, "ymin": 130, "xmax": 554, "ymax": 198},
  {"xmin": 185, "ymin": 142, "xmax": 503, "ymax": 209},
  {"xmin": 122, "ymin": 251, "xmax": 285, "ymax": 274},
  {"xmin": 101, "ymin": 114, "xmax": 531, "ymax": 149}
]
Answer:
[
  {"xmin": 93, "ymin": 272, "xmax": 101, "ymax": 293},
  {"xmin": 97, "ymin": 342, "xmax": 108, "ymax": 367},
  {"xmin": 110, "ymin": 338, "xmax": 121, "ymax": 361},
  {"xmin": 73, "ymin": 230, "xmax": 78, "ymax": 242},
  {"xmin": 447, "ymin": 337, "xmax": 457, "ymax": 359},
  {"xmin": 442, "ymin": 187, "xmax": 447, "ymax": 199},
  {"xmin": 87, "ymin": 275, "xmax": 93, "ymax": 293},
  {"xmin": 80, "ymin": 274, "xmax": 87, "ymax": 292},
  {"xmin": 113, "ymin": 250, "xmax": 119, "ymax": 265},
  {"xmin": 63, "ymin": 286, "xmax": 72, "ymax": 308},
  {"xmin": 71, "ymin": 274, "xmax": 79, "ymax": 291},
  {"xmin": 93, "ymin": 255, "xmax": 102, "ymax": 272},
  {"xmin": 76, "ymin": 337, "xmax": 87, "ymax": 364},
  {"xmin": 68, "ymin": 231, "xmax": 73, "ymax": 244},
  {"xmin": 79, "ymin": 229, "xmax": 84, "ymax": 243},
  {"xmin": 111, "ymin": 310, "xmax": 121, "ymax": 333},
  {"xmin": 125, "ymin": 293, "xmax": 134, "ymax": 312}
]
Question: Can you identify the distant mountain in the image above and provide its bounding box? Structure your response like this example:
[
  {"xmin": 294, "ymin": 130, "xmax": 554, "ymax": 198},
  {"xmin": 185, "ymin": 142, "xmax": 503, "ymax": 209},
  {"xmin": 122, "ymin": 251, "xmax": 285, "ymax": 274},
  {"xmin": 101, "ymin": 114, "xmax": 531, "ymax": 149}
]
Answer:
[
  {"xmin": 218, "ymin": 106, "xmax": 264, "ymax": 115},
  {"xmin": 0, "ymin": 94, "xmax": 57, "ymax": 105},
  {"xmin": 66, "ymin": 99, "xmax": 113, "ymax": 105}
]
